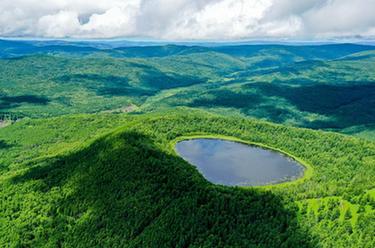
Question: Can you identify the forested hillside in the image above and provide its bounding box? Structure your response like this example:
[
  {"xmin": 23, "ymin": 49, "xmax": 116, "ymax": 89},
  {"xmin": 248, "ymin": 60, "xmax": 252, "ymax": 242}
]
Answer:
[
  {"xmin": 1, "ymin": 40, "xmax": 375, "ymax": 139},
  {"xmin": 0, "ymin": 110, "xmax": 374, "ymax": 247},
  {"xmin": 1, "ymin": 40, "xmax": 375, "ymax": 247}
]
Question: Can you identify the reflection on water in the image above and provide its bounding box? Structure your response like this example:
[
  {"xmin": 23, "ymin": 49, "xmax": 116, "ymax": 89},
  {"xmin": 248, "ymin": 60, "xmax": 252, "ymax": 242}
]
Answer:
[{"xmin": 175, "ymin": 138, "xmax": 304, "ymax": 186}]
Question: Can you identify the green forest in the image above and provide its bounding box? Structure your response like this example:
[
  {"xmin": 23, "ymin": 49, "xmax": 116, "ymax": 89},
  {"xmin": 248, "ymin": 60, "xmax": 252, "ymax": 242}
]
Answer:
[
  {"xmin": 1, "ymin": 110, "xmax": 374, "ymax": 247},
  {"xmin": 0, "ymin": 40, "xmax": 374, "ymax": 247},
  {"xmin": 1, "ymin": 41, "xmax": 375, "ymax": 140}
]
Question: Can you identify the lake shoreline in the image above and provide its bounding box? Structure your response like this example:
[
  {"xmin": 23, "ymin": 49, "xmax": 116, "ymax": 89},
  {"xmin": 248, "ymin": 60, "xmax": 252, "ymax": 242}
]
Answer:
[{"xmin": 170, "ymin": 134, "xmax": 314, "ymax": 189}]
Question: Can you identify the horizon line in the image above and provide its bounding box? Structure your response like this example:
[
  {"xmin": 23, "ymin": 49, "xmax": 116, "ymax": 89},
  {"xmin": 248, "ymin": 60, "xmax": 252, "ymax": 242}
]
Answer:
[{"xmin": 1, "ymin": 37, "xmax": 375, "ymax": 47}]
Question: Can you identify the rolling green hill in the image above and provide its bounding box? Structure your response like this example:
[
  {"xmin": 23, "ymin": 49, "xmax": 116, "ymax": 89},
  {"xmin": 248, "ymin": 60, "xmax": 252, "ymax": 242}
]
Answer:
[
  {"xmin": 1, "ymin": 42, "xmax": 374, "ymax": 140},
  {"xmin": 0, "ymin": 110, "xmax": 374, "ymax": 247},
  {"xmin": 0, "ymin": 41, "xmax": 374, "ymax": 247}
]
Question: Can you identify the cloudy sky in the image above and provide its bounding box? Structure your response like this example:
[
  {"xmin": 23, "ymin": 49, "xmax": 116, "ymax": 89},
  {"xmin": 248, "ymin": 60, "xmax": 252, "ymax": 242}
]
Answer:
[{"xmin": 1, "ymin": 0, "xmax": 374, "ymax": 40}]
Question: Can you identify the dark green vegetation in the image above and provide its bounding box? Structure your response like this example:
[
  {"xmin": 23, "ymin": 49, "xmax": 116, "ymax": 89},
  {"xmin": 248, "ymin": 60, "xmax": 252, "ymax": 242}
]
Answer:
[
  {"xmin": 0, "ymin": 40, "xmax": 375, "ymax": 247},
  {"xmin": 1, "ymin": 40, "xmax": 375, "ymax": 140},
  {"xmin": 0, "ymin": 111, "xmax": 374, "ymax": 247}
]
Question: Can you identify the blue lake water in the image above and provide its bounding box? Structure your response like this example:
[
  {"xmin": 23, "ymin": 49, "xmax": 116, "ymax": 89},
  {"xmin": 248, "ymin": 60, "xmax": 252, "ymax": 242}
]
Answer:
[{"xmin": 175, "ymin": 138, "xmax": 305, "ymax": 186}]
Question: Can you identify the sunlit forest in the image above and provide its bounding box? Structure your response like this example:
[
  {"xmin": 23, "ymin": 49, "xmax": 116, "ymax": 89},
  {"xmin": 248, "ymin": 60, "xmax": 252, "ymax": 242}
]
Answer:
[
  {"xmin": 1, "ymin": 40, "xmax": 375, "ymax": 139},
  {"xmin": 0, "ymin": 40, "xmax": 374, "ymax": 247}
]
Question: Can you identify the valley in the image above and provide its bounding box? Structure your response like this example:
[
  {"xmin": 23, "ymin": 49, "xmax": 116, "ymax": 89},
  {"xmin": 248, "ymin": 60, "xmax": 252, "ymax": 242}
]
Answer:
[
  {"xmin": 0, "ymin": 40, "xmax": 374, "ymax": 247},
  {"xmin": 1, "ymin": 41, "xmax": 375, "ymax": 140}
]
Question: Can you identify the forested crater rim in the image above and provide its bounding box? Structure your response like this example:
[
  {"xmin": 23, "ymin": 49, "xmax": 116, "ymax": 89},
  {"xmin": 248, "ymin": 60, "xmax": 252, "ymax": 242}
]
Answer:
[{"xmin": 173, "ymin": 135, "xmax": 312, "ymax": 187}]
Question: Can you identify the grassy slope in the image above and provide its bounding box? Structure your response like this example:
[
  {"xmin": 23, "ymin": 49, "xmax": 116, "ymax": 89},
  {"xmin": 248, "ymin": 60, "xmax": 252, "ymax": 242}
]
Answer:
[{"xmin": 0, "ymin": 110, "xmax": 374, "ymax": 247}]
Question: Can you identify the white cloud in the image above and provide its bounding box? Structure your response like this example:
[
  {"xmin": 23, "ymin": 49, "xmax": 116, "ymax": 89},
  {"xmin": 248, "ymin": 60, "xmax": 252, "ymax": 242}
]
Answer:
[
  {"xmin": 303, "ymin": 0, "xmax": 375, "ymax": 37},
  {"xmin": 37, "ymin": 11, "xmax": 80, "ymax": 38},
  {"xmin": 261, "ymin": 16, "xmax": 303, "ymax": 37},
  {"xmin": 165, "ymin": 0, "xmax": 272, "ymax": 39},
  {"xmin": 0, "ymin": 0, "xmax": 374, "ymax": 40},
  {"xmin": 80, "ymin": 3, "xmax": 139, "ymax": 38}
]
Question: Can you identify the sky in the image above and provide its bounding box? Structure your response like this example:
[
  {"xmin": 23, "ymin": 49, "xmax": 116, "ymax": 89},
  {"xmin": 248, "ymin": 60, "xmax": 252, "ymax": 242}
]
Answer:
[{"xmin": 0, "ymin": 0, "xmax": 375, "ymax": 40}]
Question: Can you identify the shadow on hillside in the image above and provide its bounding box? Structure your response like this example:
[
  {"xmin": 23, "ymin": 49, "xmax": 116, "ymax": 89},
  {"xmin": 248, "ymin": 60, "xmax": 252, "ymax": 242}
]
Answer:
[
  {"xmin": 188, "ymin": 89, "xmax": 264, "ymax": 109},
  {"xmin": 54, "ymin": 68, "xmax": 206, "ymax": 97},
  {"xmin": 54, "ymin": 73, "xmax": 154, "ymax": 97},
  {"xmin": 0, "ymin": 95, "xmax": 50, "ymax": 110},
  {"xmin": 248, "ymin": 82, "xmax": 375, "ymax": 129},
  {"xmin": 139, "ymin": 70, "xmax": 207, "ymax": 90},
  {"xmin": 0, "ymin": 140, "xmax": 12, "ymax": 149},
  {"xmin": 55, "ymin": 73, "xmax": 130, "ymax": 86},
  {"xmin": 0, "ymin": 94, "xmax": 50, "ymax": 110},
  {"xmin": 97, "ymin": 87, "xmax": 156, "ymax": 97},
  {"xmin": 184, "ymin": 82, "xmax": 375, "ymax": 130},
  {"xmin": 11, "ymin": 131, "xmax": 317, "ymax": 247}
]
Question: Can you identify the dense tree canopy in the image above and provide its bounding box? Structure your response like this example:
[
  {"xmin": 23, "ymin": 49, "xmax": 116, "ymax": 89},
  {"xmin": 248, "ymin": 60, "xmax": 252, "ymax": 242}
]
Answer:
[{"xmin": 0, "ymin": 110, "xmax": 374, "ymax": 247}]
